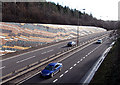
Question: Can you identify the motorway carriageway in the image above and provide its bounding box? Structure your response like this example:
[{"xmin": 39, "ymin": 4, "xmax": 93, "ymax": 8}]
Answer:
[
  {"xmin": 17, "ymin": 31, "xmax": 112, "ymax": 84},
  {"xmin": 1, "ymin": 31, "xmax": 110, "ymax": 79}
]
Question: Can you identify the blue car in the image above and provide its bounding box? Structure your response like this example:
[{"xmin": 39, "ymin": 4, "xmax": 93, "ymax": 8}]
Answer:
[{"xmin": 41, "ymin": 63, "xmax": 62, "ymax": 78}]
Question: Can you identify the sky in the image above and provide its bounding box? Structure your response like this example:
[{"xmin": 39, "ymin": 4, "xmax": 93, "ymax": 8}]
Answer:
[{"xmin": 47, "ymin": 0, "xmax": 120, "ymax": 21}]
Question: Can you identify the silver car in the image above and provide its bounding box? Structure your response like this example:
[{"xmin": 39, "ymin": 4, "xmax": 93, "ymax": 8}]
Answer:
[{"xmin": 96, "ymin": 39, "xmax": 102, "ymax": 44}]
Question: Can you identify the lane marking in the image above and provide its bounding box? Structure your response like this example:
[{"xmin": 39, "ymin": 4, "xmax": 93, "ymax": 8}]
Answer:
[
  {"xmin": 70, "ymin": 67, "xmax": 73, "ymax": 70},
  {"xmin": 41, "ymin": 49, "xmax": 53, "ymax": 54},
  {"xmin": 77, "ymin": 61, "xmax": 80, "ymax": 63},
  {"xmin": 47, "ymin": 49, "xmax": 53, "ymax": 52},
  {"xmin": 59, "ymin": 74, "xmax": 64, "ymax": 78},
  {"xmin": 83, "ymin": 57, "xmax": 86, "ymax": 59},
  {"xmin": 53, "ymin": 79, "xmax": 58, "ymax": 83},
  {"xmin": 41, "ymin": 52, "xmax": 46, "ymax": 54},
  {"xmin": 0, "ymin": 66, "xmax": 5, "ymax": 70},
  {"xmin": 65, "ymin": 70, "xmax": 68, "ymax": 74},
  {"xmin": 16, "ymin": 56, "xmax": 36, "ymax": 63},
  {"xmin": 80, "ymin": 59, "xmax": 83, "ymax": 61},
  {"xmin": 74, "ymin": 64, "xmax": 77, "ymax": 66}
]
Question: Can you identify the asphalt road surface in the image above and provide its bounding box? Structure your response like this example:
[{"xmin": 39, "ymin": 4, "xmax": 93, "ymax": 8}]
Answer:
[
  {"xmin": 15, "ymin": 31, "xmax": 112, "ymax": 84},
  {"xmin": 0, "ymin": 31, "xmax": 111, "ymax": 80}
]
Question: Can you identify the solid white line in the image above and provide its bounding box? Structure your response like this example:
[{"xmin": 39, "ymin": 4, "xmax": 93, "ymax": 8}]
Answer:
[
  {"xmin": 60, "ymin": 74, "xmax": 64, "ymax": 78},
  {"xmin": 74, "ymin": 64, "xmax": 77, "ymax": 66},
  {"xmin": 65, "ymin": 70, "xmax": 68, "ymax": 74},
  {"xmin": 16, "ymin": 56, "xmax": 36, "ymax": 63},
  {"xmin": 0, "ymin": 66, "xmax": 5, "ymax": 70},
  {"xmin": 53, "ymin": 79, "xmax": 58, "ymax": 83},
  {"xmin": 16, "ymin": 71, "xmax": 41, "ymax": 85},
  {"xmin": 70, "ymin": 67, "xmax": 73, "ymax": 69}
]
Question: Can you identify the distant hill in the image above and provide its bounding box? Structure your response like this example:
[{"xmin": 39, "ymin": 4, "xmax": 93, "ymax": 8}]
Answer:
[{"xmin": 2, "ymin": 2, "xmax": 120, "ymax": 30}]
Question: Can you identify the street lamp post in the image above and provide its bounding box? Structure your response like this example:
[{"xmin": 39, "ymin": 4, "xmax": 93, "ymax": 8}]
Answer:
[
  {"xmin": 77, "ymin": 9, "xmax": 85, "ymax": 46},
  {"xmin": 77, "ymin": 16, "xmax": 79, "ymax": 46}
]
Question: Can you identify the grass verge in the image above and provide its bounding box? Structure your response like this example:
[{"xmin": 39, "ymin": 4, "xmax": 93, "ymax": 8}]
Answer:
[{"xmin": 90, "ymin": 38, "xmax": 120, "ymax": 85}]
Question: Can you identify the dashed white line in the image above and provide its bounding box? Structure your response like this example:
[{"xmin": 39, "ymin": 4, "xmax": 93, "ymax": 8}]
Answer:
[
  {"xmin": 41, "ymin": 49, "xmax": 53, "ymax": 54},
  {"xmin": 80, "ymin": 59, "xmax": 83, "ymax": 61},
  {"xmin": 16, "ymin": 56, "xmax": 36, "ymax": 63},
  {"xmin": 74, "ymin": 64, "xmax": 77, "ymax": 66},
  {"xmin": 41, "ymin": 52, "xmax": 46, "ymax": 54},
  {"xmin": 53, "ymin": 79, "xmax": 58, "ymax": 83},
  {"xmin": 47, "ymin": 49, "xmax": 53, "ymax": 52},
  {"xmin": 83, "ymin": 57, "xmax": 86, "ymax": 59},
  {"xmin": 77, "ymin": 61, "xmax": 80, "ymax": 63},
  {"xmin": 65, "ymin": 70, "xmax": 68, "ymax": 74},
  {"xmin": 0, "ymin": 66, "xmax": 5, "ymax": 69},
  {"xmin": 70, "ymin": 67, "xmax": 73, "ymax": 69},
  {"xmin": 60, "ymin": 74, "xmax": 64, "ymax": 78},
  {"xmin": 87, "ymin": 52, "xmax": 91, "ymax": 55}
]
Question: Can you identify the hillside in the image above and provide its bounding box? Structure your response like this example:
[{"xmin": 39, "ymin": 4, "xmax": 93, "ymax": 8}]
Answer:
[
  {"xmin": 2, "ymin": 2, "xmax": 120, "ymax": 30},
  {"xmin": 0, "ymin": 22, "xmax": 106, "ymax": 55}
]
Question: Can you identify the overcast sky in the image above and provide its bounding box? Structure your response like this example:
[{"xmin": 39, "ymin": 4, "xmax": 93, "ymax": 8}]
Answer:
[{"xmin": 47, "ymin": 0, "xmax": 120, "ymax": 21}]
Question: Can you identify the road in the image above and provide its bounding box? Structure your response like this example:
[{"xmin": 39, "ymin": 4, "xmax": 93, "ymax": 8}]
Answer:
[
  {"xmin": 20, "ymin": 32, "xmax": 112, "ymax": 84},
  {"xmin": 0, "ymin": 31, "xmax": 111, "ymax": 84}
]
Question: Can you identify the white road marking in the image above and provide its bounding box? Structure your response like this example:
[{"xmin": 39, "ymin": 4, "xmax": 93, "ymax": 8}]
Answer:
[
  {"xmin": 16, "ymin": 56, "xmax": 36, "ymax": 63},
  {"xmin": 65, "ymin": 70, "xmax": 68, "ymax": 74},
  {"xmin": 77, "ymin": 61, "xmax": 80, "ymax": 63},
  {"xmin": 80, "ymin": 59, "xmax": 83, "ymax": 61},
  {"xmin": 16, "ymin": 71, "xmax": 41, "ymax": 85},
  {"xmin": 83, "ymin": 57, "xmax": 86, "ymax": 59},
  {"xmin": 41, "ymin": 52, "xmax": 46, "ymax": 54},
  {"xmin": 60, "ymin": 74, "xmax": 64, "ymax": 78},
  {"xmin": 74, "ymin": 64, "xmax": 77, "ymax": 66},
  {"xmin": 47, "ymin": 49, "xmax": 53, "ymax": 52},
  {"xmin": 70, "ymin": 67, "xmax": 73, "ymax": 69},
  {"xmin": 0, "ymin": 66, "xmax": 5, "ymax": 69},
  {"xmin": 0, "ymin": 33, "xmax": 107, "ymax": 62},
  {"xmin": 53, "ymin": 79, "xmax": 58, "ymax": 83},
  {"xmin": 41, "ymin": 49, "xmax": 53, "ymax": 54},
  {"xmin": 86, "ymin": 55, "xmax": 88, "ymax": 57},
  {"xmin": 87, "ymin": 52, "xmax": 91, "ymax": 55}
]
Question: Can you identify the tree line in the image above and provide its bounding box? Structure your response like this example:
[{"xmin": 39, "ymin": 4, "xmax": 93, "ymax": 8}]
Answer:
[{"xmin": 2, "ymin": 2, "xmax": 120, "ymax": 30}]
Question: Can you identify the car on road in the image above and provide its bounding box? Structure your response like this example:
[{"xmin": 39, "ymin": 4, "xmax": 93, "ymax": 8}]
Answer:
[
  {"xmin": 96, "ymin": 39, "xmax": 102, "ymax": 44},
  {"xmin": 41, "ymin": 63, "xmax": 62, "ymax": 78},
  {"xmin": 67, "ymin": 41, "xmax": 76, "ymax": 46}
]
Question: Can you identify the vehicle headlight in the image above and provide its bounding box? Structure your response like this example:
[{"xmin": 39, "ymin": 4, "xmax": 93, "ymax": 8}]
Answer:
[{"xmin": 46, "ymin": 73, "xmax": 50, "ymax": 75}]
